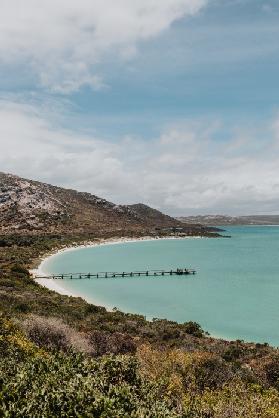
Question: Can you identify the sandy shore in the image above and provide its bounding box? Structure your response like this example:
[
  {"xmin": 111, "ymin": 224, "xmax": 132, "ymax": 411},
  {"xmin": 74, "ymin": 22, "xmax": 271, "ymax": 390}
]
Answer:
[
  {"xmin": 31, "ymin": 236, "xmax": 156, "ymax": 301},
  {"xmin": 31, "ymin": 235, "xmax": 201, "ymax": 304}
]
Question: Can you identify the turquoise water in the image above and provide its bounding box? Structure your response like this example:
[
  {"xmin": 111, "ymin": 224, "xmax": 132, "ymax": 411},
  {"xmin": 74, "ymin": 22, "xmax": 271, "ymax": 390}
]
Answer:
[{"xmin": 43, "ymin": 226, "xmax": 279, "ymax": 346}]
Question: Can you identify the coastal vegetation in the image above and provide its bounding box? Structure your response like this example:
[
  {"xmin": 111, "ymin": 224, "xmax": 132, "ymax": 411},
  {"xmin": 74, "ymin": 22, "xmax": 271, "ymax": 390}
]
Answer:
[
  {"xmin": 0, "ymin": 174, "xmax": 278, "ymax": 416},
  {"xmin": 0, "ymin": 232, "xmax": 279, "ymax": 417}
]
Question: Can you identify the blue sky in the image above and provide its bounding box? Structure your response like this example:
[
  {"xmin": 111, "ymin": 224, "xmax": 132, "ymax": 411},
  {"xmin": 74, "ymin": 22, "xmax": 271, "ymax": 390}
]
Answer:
[{"xmin": 1, "ymin": 0, "xmax": 279, "ymax": 215}]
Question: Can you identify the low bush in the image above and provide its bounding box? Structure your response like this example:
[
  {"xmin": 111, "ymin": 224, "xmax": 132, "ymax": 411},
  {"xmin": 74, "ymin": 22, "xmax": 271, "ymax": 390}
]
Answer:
[
  {"xmin": 10, "ymin": 263, "xmax": 30, "ymax": 277},
  {"xmin": 90, "ymin": 330, "xmax": 137, "ymax": 356},
  {"xmin": 183, "ymin": 321, "xmax": 204, "ymax": 338},
  {"xmin": 191, "ymin": 353, "xmax": 234, "ymax": 391},
  {"xmin": 265, "ymin": 357, "xmax": 279, "ymax": 389},
  {"xmin": 1, "ymin": 316, "xmax": 279, "ymax": 417},
  {"xmin": 0, "ymin": 317, "xmax": 178, "ymax": 417},
  {"xmin": 137, "ymin": 344, "xmax": 279, "ymax": 417},
  {"xmin": 21, "ymin": 314, "xmax": 92, "ymax": 354},
  {"xmin": 15, "ymin": 302, "xmax": 31, "ymax": 313},
  {"xmin": 222, "ymin": 343, "xmax": 244, "ymax": 362}
]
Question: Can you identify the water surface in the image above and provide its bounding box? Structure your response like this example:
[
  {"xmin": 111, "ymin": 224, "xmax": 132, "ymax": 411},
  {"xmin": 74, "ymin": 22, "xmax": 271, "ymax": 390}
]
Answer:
[{"xmin": 43, "ymin": 226, "xmax": 279, "ymax": 346}]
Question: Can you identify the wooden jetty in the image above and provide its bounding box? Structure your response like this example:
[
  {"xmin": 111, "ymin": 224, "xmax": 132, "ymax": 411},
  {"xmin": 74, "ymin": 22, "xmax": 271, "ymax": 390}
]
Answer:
[{"xmin": 35, "ymin": 268, "xmax": 196, "ymax": 280}]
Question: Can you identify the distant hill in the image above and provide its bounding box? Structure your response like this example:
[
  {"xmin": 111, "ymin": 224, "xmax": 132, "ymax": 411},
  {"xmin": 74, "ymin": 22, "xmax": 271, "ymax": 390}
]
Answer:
[
  {"xmin": 177, "ymin": 214, "xmax": 279, "ymax": 226},
  {"xmin": 0, "ymin": 173, "xmax": 218, "ymax": 237}
]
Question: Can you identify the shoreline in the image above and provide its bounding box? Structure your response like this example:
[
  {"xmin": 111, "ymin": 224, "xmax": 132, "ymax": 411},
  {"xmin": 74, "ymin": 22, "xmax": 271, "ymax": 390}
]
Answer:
[
  {"xmin": 31, "ymin": 235, "xmax": 200, "ymax": 306},
  {"xmin": 30, "ymin": 233, "xmax": 278, "ymax": 347}
]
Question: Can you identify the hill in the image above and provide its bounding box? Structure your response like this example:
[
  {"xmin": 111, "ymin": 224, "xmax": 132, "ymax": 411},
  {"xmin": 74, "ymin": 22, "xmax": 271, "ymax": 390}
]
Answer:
[
  {"xmin": 177, "ymin": 214, "xmax": 279, "ymax": 226},
  {"xmin": 128, "ymin": 203, "xmax": 185, "ymax": 228},
  {"xmin": 0, "ymin": 173, "xmax": 218, "ymax": 237},
  {"xmin": 0, "ymin": 172, "xmax": 145, "ymax": 236}
]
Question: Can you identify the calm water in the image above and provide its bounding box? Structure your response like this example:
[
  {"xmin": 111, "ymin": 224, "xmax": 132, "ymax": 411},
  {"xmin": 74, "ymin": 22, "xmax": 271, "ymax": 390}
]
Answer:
[{"xmin": 43, "ymin": 226, "xmax": 279, "ymax": 346}]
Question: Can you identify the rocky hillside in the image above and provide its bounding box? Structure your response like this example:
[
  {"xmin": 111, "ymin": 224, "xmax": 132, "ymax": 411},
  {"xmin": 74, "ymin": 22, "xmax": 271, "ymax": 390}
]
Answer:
[
  {"xmin": 0, "ymin": 173, "xmax": 220, "ymax": 237},
  {"xmin": 0, "ymin": 173, "xmax": 146, "ymax": 235},
  {"xmin": 128, "ymin": 203, "xmax": 181, "ymax": 227}
]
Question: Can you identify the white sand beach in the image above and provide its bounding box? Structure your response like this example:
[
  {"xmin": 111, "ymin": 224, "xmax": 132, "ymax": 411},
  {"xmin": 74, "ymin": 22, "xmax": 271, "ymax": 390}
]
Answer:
[{"xmin": 30, "ymin": 235, "xmax": 201, "ymax": 301}]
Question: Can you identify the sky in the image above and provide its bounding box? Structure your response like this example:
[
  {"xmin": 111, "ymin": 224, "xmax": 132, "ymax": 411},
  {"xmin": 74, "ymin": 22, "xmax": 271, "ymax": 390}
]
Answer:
[{"xmin": 1, "ymin": 0, "xmax": 279, "ymax": 215}]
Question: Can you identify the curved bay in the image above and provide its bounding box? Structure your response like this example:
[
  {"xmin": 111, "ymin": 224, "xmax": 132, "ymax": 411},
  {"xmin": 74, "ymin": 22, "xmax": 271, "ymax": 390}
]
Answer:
[{"xmin": 43, "ymin": 226, "xmax": 279, "ymax": 347}]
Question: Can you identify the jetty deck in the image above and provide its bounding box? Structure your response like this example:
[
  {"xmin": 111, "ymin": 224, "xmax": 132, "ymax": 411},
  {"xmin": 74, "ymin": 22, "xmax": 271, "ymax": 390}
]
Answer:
[{"xmin": 35, "ymin": 268, "xmax": 196, "ymax": 280}]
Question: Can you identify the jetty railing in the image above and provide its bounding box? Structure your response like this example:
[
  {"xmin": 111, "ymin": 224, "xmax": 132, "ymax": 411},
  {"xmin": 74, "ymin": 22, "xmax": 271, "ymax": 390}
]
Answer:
[{"xmin": 35, "ymin": 268, "xmax": 196, "ymax": 280}]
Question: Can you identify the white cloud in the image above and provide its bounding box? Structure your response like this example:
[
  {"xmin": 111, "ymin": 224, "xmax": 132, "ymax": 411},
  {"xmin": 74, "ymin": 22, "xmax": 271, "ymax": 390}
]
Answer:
[
  {"xmin": 1, "ymin": 100, "xmax": 279, "ymax": 215},
  {"xmin": 0, "ymin": 0, "xmax": 206, "ymax": 92}
]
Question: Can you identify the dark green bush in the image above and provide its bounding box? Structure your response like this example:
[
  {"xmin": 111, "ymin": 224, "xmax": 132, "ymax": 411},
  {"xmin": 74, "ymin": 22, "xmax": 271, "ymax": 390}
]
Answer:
[
  {"xmin": 183, "ymin": 321, "xmax": 204, "ymax": 337},
  {"xmin": 90, "ymin": 330, "xmax": 136, "ymax": 356},
  {"xmin": 265, "ymin": 357, "xmax": 279, "ymax": 389},
  {"xmin": 10, "ymin": 264, "xmax": 30, "ymax": 277},
  {"xmin": 223, "ymin": 344, "xmax": 244, "ymax": 362},
  {"xmin": 15, "ymin": 302, "xmax": 30, "ymax": 313},
  {"xmin": 0, "ymin": 324, "xmax": 177, "ymax": 418},
  {"xmin": 192, "ymin": 355, "xmax": 233, "ymax": 391}
]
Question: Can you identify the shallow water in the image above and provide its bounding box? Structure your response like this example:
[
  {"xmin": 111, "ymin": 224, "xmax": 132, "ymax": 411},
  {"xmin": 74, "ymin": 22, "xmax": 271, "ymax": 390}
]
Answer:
[{"xmin": 43, "ymin": 226, "xmax": 279, "ymax": 346}]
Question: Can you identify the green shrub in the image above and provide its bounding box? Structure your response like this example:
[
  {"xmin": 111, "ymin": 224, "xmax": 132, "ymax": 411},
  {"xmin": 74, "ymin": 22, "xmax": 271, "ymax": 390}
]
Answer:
[
  {"xmin": 10, "ymin": 264, "xmax": 30, "ymax": 277},
  {"xmin": 15, "ymin": 302, "xmax": 30, "ymax": 313},
  {"xmin": 90, "ymin": 330, "xmax": 136, "ymax": 356},
  {"xmin": 1, "ymin": 316, "xmax": 279, "ymax": 417},
  {"xmin": 265, "ymin": 358, "xmax": 279, "ymax": 389},
  {"xmin": 222, "ymin": 344, "xmax": 244, "ymax": 362},
  {"xmin": 0, "ymin": 319, "xmax": 177, "ymax": 417},
  {"xmin": 183, "ymin": 321, "xmax": 204, "ymax": 338}
]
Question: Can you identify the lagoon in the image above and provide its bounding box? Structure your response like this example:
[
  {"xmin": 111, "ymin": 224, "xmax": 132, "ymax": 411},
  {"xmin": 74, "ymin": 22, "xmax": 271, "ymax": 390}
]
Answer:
[{"xmin": 42, "ymin": 226, "xmax": 279, "ymax": 346}]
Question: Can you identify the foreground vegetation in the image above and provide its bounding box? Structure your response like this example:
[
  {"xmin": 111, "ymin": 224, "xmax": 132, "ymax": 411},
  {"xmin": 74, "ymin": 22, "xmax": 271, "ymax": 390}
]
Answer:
[{"xmin": 0, "ymin": 234, "xmax": 279, "ymax": 417}]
